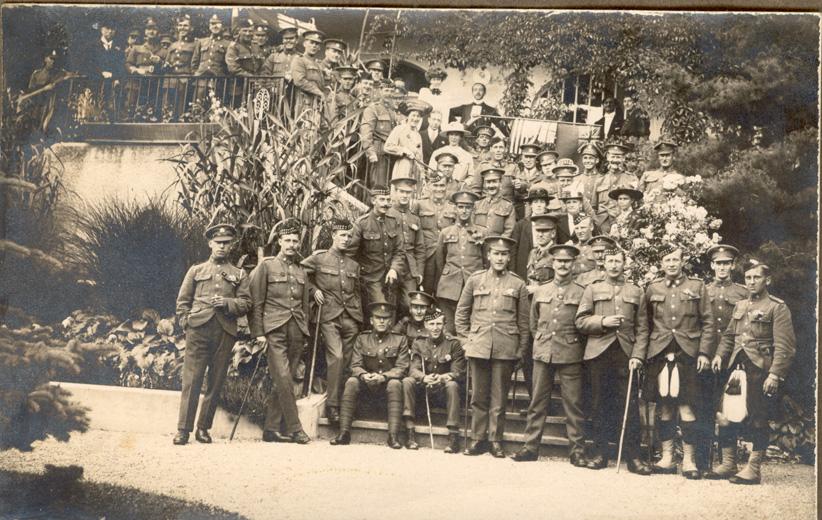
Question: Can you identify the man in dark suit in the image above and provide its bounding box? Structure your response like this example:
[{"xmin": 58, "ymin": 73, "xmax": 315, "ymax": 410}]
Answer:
[
  {"xmin": 594, "ymin": 97, "xmax": 623, "ymax": 141},
  {"xmin": 448, "ymin": 82, "xmax": 509, "ymax": 137},
  {"xmin": 84, "ymin": 21, "xmax": 124, "ymax": 79},
  {"xmin": 420, "ymin": 110, "xmax": 448, "ymax": 163}
]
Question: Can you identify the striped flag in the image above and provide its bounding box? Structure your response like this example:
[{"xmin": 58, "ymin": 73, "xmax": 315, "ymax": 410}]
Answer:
[{"xmin": 509, "ymin": 118, "xmax": 558, "ymax": 153}]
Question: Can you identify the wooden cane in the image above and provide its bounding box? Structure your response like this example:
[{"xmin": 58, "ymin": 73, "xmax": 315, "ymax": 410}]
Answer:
[
  {"xmin": 420, "ymin": 355, "xmax": 436, "ymax": 450},
  {"xmin": 305, "ymin": 302, "xmax": 323, "ymax": 398},
  {"xmin": 616, "ymin": 366, "xmax": 636, "ymax": 473},
  {"xmin": 230, "ymin": 343, "xmax": 266, "ymax": 442},
  {"xmin": 463, "ymin": 358, "xmax": 471, "ymax": 442}
]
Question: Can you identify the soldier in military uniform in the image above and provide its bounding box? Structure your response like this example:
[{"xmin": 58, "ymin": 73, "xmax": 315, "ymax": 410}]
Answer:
[
  {"xmin": 416, "ymin": 175, "xmax": 456, "ymax": 294},
  {"xmin": 578, "ymin": 142, "xmax": 603, "ymax": 210},
  {"xmin": 226, "ymin": 19, "xmax": 260, "ymax": 78},
  {"xmin": 471, "ymin": 124, "xmax": 495, "ymax": 168},
  {"xmin": 260, "ymin": 26, "xmax": 298, "ymax": 78},
  {"xmin": 392, "ymin": 291, "xmax": 434, "ymax": 346},
  {"xmin": 124, "ymin": 18, "xmax": 165, "ymax": 120},
  {"xmin": 162, "ymin": 15, "xmax": 196, "ymax": 120},
  {"xmin": 420, "ymin": 152, "xmax": 462, "ymax": 200},
  {"xmin": 290, "ymin": 30, "xmax": 326, "ymax": 99},
  {"xmin": 709, "ymin": 261, "xmax": 796, "ymax": 485},
  {"xmin": 252, "ymin": 22, "xmax": 272, "ymax": 62},
  {"xmin": 388, "ymin": 177, "xmax": 426, "ymax": 317},
  {"xmin": 473, "ymin": 165, "xmax": 516, "ymax": 238},
  {"xmin": 332, "ymin": 65, "xmax": 358, "ymax": 118},
  {"xmin": 331, "ymin": 302, "xmax": 410, "ymax": 449},
  {"xmin": 346, "ymin": 185, "xmax": 405, "ymax": 320},
  {"xmin": 594, "ymin": 141, "xmax": 637, "ymax": 229},
  {"xmin": 575, "ymin": 235, "xmax": 617, "ymax": 286},
  {"xmin": 173, "ymin": 224, "xmax": 251, "ymax": 445},
  {"xmin": 699, "ymin": 244, "xmax": 751, "ymax": 475},
  {"xmin": 639, "ymin": 137, "xmax": 685, "ymax": 197},
  {"xmin": 248, "ymin": 218, "xmax": 312, "ymax": 445},
  {"xmin": 435, "ymin": 191, "xmax": 487, "ymax": 335},
  {"xmin": 365, "ymin": 59, "xmax": 386, "ymax": 82},
  {"xmin": 525, "ymin": 213, "xmax": 559, "ymax": 289},
  {"xmin": 455, "ymin": 236, "xmax": 530, "ymax": 458},
  {"xmin": 125, "ymin": 30, "xmax": 141, "ymax": 57},
  {"xmin": 509, "ymin": 188, "xmax": 553, "ymax": 280},
  {"xmin": 645, "ymin": 244, "xmax": 715, "ymax": 478},
  {"xmin": 510, "ymin": 142, "xmax": 541, "ymax": 219},
  {"xmin": 360, "ymin": 80, "xmax": 398, "ymax": 187},
  {"xmin": 531, "ymin": 147, "xmax": 560, "ymax": 199},
  {"xmin": 402, "ymin": 307, "xmax": 466, "ymax": 452},
  {"xmin": 576, "ymin": 246, "xmax": 652, "ymax": 474},
  {"xmin": 301, "ymin": 218, "xmax": 363, "ymax": 424},
  {"xmin": 191, "ymin": 15, "xmax": 230, "ymax": 108},
  {"xmin": 512, "ymin": 244, "xmax": 587, "ymax": 465},
  {"xmin": 321, "ymin": 39, "xmax": 347, "ymax": 84}
]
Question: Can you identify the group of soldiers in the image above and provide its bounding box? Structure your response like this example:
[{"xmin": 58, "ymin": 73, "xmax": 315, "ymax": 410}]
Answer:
[{"xmin": 174, "ymin": 124, "xmax": 796, "ymax": 486}]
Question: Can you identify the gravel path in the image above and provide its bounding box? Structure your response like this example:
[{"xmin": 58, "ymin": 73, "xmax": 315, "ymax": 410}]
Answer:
[{"xmin": 0, "ymin": 430, "xmax": 815, "ymax": 520}]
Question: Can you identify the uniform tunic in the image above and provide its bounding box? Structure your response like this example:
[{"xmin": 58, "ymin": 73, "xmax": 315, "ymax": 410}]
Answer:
[
  {"xmin": 302, "ymin": 248, "xmax": 363, "ymax": 409},
  {"xmin": 360, "ymin": 102, "xmax": 397, "ymax": 186},
  {"xmin": 526, "ymin": 244, "xmax": 555, "ymax": 286},
  {"xmin": 225, "ymin": 41, "xmax": 260, "ymax": 76},
  {"xmin": 290, "ymin": 54, "xmax": 326, "ymax": 97},
  {"xmin": 192, "ymin": 35, "xmax": 229, "ymax": 76},
  {"xmin": 347, "ymin": 211, "xmax": 405, "ymax": 313},
  {"xmin": 473, "ymin": 195, "xmax": 515, "ymax": 238},
  {"xmin": 261, "ymin": 48, "xmax": 297, "ymax": 77},
  {"xmin": 523, "ymin": 277, "xmax": 586, "ymax": 454},
  {"xmin": 416, "ymin": 197, "xmax": 456, "ymax": 294},
  {"xmin": 164, "ymin": 39, "xmax": 196, "ymax": 73},
  {"xmin": 402, "ymin": 335, "xmax": 466, "ymax": 427},
  {"xmin": 175, "ymin": 258, "xmax": 251, "ymax": 432},
  {"xmin": 716, "ymin": 292, "xmax": 796, "ymax": 426},
  {"xmin": 707, "ymin": 279, "xmax": 748, "ymax": 350}
]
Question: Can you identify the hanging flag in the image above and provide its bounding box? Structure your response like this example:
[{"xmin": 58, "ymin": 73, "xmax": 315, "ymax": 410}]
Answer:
[{"xmin": 508, "ymin": 118, "xmax": 558, "ymax": 153}]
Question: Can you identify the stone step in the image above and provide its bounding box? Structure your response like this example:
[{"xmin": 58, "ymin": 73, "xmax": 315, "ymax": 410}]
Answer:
[{"xmin": 317, "ymin": 418, "xmax": 571, "ymax": 456}]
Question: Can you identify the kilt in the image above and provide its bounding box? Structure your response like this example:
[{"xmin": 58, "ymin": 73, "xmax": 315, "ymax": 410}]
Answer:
[{"xmin": 646, "ymin": 341, "xmax": 699, "ymax": 407}]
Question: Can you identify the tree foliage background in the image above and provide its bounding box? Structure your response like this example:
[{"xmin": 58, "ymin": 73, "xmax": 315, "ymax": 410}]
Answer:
[{"xmin": 412, "ymin": 11, "xmax": 818, "ymax": 418}]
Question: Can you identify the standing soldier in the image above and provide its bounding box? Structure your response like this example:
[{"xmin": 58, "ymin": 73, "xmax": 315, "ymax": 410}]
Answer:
[
  {"xmin": 226, "ymin": 20, "xmax": 260, "ymax": 77},
  {"xmin": 510, "ymin": 142, "xmax": 542, "ymax": 219},
  {"xmin": 252, "ymin": 22, "xmax": 272, "ymax": 62},
  {"xmin": 365, "ymin": 59, "xmax": 386, "ymax": 82},
  {"xmin": 531, "ymin": 147, "xmax": 561, "ymax": 199},
  {"xmin": 360, "ymin": 79, "xmax": 399, "ymax": 187},
  {"xmin": 699, "ymin": 244, "xmax": 749, "ymax": 474},
  {"xmin": 509, "ymin": 188, "xmax": 554, "ymax": 282},
  {"xmin": 473, "ymin": 165, "xmax": 516, "ymax": 238},
  {"xmin": 471, "ymin": 124, "xmax": 495, "ymax": 167},
  {"xmin": 389, "ymin": 176, "xmax": 426, "ymax": 316},
  {"xmin": 163, "ymin": 15, "xmax": 196, "ymax": 119},
  {"xmin": 331, "ymin": 302, "xmax": 410, "ymax": 448},
  {"xmin": 248, "ymin": 218, "xmax": 312, "ymax": 445},
  {"xmin": 710, "ymin": 261, "xmax": 796, "ymax": 485},
  {"xmin": 578, "ymin": 142, "xmax": 604, "ymax": 215},
  {"xmin": 261, "ymin": 26, "xmax": 298, "ymax": 77},
  {"xmin": 392, "ymin": 291, "xmax": 435, "ymax": 345},
  {"xmin": 125, "ymin": 30, "xmax": 141, "ymax": 57},
  {"xmin": 332, "ymin": 65, "xmax": 358, "ymax": 118},
  {"xmin": 416, "ymin": 175, "xmax": 456, "ymax": 294},
  {"xmin": 525, "ymin": 214, "xmax": 559, "ymax": 290},
  {"xmin": 576, "ymin": 235, "xmax": 617, "ymax": 286},
  {"xmin": 639, "ymin": 137, "xmax": 685, "ymax": 196},
  {"xmin": 321, "ymin": 39, "xmax": 347, "ymax": 83},
  {"xmin": 421, "ymin": 152, "xmax": 462, "ymax": 200},
  {"xmin": 301, "ymin": 218, "xmax": 363, "ymax": 425},
  {"xmin": 124, "ymin": 17, "xmax": 165, "ymax": 118},
  {"xmin": 645, "ymin": 244, "xmax": 715, "ymax": 479},
  {"xmin": 191, "ymin": 15, "xmax": 230, "ymax": 108},
  {"xmin": 173, "ymin": 224, "xmax": 251, "ymax": 445},
  {"xmin": 346, "ymin": 185, "xmax": 405, "ymax": 319},
  {"xmin": 512, "ymin": 244, "xmax": 587, "ymax": 465},
  {"xmin": 402, "ymin": 307, "xmax": 466, "ymax": 453},
  {"xmin": 290, "ymin": 29, "xmax": 327, "ymax": 115},
  {"xmin": 576, "ymin": 246, "xmax": 652, "ymax": 474},
  {"xmin": 435, "ymin": 191, "xmax": 487, "ymax": 335},
  {"xmin": 455, "ymin": 236, "xmax": 530, "ymax": 458}
]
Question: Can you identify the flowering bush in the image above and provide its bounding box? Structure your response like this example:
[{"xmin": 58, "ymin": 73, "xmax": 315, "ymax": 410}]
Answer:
[{"xmin": 611, "ymin": 175, "xmax": 723, "ymax": 285}]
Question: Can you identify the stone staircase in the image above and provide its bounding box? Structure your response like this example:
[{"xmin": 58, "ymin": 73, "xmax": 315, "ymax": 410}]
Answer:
[{"xmin": 316, "ymin": 370, "xmax": 575, "ymax": 456}]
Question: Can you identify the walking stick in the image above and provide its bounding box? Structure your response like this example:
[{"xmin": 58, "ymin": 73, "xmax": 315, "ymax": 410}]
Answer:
[
  {"xmin": 616, "ymin": 366, "xmax": 636, "ymax": 473},
  {"xmin": 230, "ymin": 343, "xmax": 266, "ymax": 442},
  {"xmin": 420, "ymin": 355, "xmax": 435, "ymax": 450},
  {"xmin": 641, "ymin": 368, "xmax": 653, "ymax": 465},
  {"xmin": 708, "ymin": 372, "xmax": 720, "ymax": 471},
  {"xmin": 463, "ymin": 358, "xmax": 471, "ymax": 442},
  {"xmin": 304, "ymin": 302, "xmax": 323, "ymax": 398}
]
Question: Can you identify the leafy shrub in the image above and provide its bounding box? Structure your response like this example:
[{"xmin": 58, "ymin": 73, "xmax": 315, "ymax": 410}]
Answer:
[{"xmin": 64, "ymin": 197, "xmax": 208, "ymax": 318}]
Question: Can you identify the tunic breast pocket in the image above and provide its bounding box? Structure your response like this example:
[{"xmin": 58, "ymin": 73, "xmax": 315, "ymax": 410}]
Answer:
[
  {"xmin": 679, "ymin": 293, "xmax": 700, "ymax": 315},
  {"xmin": 319, "ymin": 266, "xmax": 339, "ymax": 276},
  {"xmin": 592, "ymin": 291, "xmax": 611, "ymax": 310},
  {"xmin": 621, "ymin": 293, "xmax": 640, "ymax": 310},
  {"xmin": 501, "ymin": 293, "xmax": 517, "ymax": 311},
  {"xmin": 750, "ymin": 317, "xmax": 772, "ymax": 338},
  {"xmin": 363, "ymin": 231, "xmax": 383, "ymax": 252},
  {"xmin": 383, "ymin": 346, "xmax": 399, "ymax": 359},
  {"xmin": 536, "ymin": 294, "xmax": 553, "ymax": 314},
  {"xmin": 472, "ymin": 288, "xmax": 491, "ymax": 310},
  {"xmin": 649, "ymin": 293, "xmax": 666, "ymax": 310},
  {"xmin": 418, "ymin": 211, "xmax": 437, "ymax": 229}
]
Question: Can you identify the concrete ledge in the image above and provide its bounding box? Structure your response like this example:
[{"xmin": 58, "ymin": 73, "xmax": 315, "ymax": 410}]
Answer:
[{"xmin": 51, "ymin": 382, "xmax": 325, "ymax": 440}]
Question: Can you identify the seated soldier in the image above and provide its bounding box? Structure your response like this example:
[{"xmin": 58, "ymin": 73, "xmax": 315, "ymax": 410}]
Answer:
[
  {"xmin": 401, "ymin": 307, "xmax": 466, "ymax": 453},
  {"xmin": 393, "ymin": 291, "xmax": 435, "ymax": 343},
  {"xmin": 331, "ymin": 302, "xmax": 410, "ymax": 449}
]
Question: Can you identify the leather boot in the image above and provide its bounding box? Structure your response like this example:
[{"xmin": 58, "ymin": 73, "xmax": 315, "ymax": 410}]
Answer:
[
  {"xmin": 387, "ymin": 432, "xmax": 402, "ymax": 449},
  {"xmin": 489, "ymin": 441, "xmax": 506, "ymax": 458},
  {"xmin": 326, "ymin": 407, "xmax": 340, "ymax": 425},
  {"xmin": 704, "ymin": 446, "xmax": 738, "ymax": 480},
  {"xmin": 330, "ymin": 430, "xmax": 351, "ymax": 446},
  {"xmin": 195, "ymin": 429, "xmax": 212, "ymax": 444},
  {"xmin": 510, "ymin": 448, "xmax": 539, "ymax": 462},
  {"xmin": 464, "ymin": 439, "xmax": 489, "ymax": 456},
  {"xmin": 444, "ymin": 432, "xmax": 461, "ymax": 454},
  {"xmin": 681, "ymin": 442, "xmax": 701, "ymax": 479},
  {"xmin": 173, "ymin": 429, "xmax": 189, "ymax": 445},
  {"xmin": 405, "ymin": 428, "xmax": 419, "ymax": 450},
  {"xmin": 729, "ymin": 450, "xmax": 763, "ymax": 485},
  {"xmin": 652, "ymin": 439, "xmax": 678, "ymax": 474}
]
